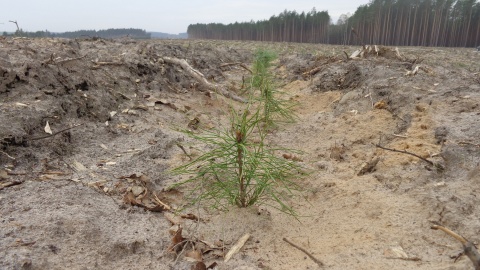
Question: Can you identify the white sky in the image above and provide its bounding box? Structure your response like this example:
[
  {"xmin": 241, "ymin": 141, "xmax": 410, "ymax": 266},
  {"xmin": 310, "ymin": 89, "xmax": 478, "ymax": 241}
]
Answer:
[{"xmin": 0, "ymin": 0, "xmax": 370, "ymax": 34}]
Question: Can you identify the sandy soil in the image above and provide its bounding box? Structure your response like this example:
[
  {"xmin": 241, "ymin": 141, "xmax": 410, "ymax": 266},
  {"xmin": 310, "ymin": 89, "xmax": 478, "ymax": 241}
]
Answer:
[{"xmin": 1, "ymin": 37, "xmax": 480, "ymax": 270}]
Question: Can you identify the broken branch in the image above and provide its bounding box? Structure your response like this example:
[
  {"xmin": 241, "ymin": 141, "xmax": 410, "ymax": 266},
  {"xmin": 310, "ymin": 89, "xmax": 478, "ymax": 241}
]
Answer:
[
  {"xmin": 163, "ymin": 57, "xmax": 247, "ymax": 103},
  {"xmin": 91, "ymin": 61, "xmax": 124, "ymax": 66},
  {"xmin": 219, "ymin": 62, "xmax": 252, "ymax": 74},
  {"xmin": 283, "ymin": 238, "xmax": 324, "ymax": 267},
  {"xmin": 0, "ymin": 180, "xmax": 23, "ymax": 191},
  {"xmin": 224, "ymin": 233, "xmax": 250, "ymax": 262},
  {"xmin": 375, "ymin": 144, "xmax": 444, "ymax": 170},
  {"xmin": 9, "ymin": 20, "xmax": 19, "ymax": 31},
  {"xmin": 57, "ymin": 55, "xmax": 87, "ymax": 64},
  {"xmin": 0, "ymin": 150, "xmax": 16, "ymax": 160},
  {"xmin": 176, "ymin": 143, "xmax": 192, "ymax": 160},
  {"xmin": 431, "ymin": 224, "xmax": 480, "ymax": 270}
]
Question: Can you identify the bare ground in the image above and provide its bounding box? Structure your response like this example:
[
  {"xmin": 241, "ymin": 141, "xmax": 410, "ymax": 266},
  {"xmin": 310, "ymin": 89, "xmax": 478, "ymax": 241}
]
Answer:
[{"xmin": 1, "ymin": 37, "xmax": 480, "ymax": 270}]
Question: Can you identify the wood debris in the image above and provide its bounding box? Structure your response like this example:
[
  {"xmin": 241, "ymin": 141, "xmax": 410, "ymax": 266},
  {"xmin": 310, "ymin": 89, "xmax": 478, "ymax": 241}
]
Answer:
[
  {"xmin": 163, "ymin": 57, "xmax": 247, "ymax": 103},
  {"xmin": 431, "ymin": 224, "xmax": 480, "ymax": 269},
  {"xmin": 224, "ymin": 233, "xmax": 250, "ymax": 262}
]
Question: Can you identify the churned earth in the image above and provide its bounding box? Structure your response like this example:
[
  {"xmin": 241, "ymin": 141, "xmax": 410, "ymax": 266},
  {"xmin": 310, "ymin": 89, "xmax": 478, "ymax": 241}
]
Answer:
[{"xmin": 1, "ymin": 37, "xmax": 479, "ymax": 269}]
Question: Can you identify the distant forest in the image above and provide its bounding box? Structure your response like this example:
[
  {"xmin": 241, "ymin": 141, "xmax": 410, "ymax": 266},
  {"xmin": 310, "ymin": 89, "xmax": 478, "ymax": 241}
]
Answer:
[
  {"xmin": 187, "ymin": 0, "xmax": 480, "ymax": 47},
  {"xmin": 2, "ymin": 28, "xmax": 151, "ymax": 39}
]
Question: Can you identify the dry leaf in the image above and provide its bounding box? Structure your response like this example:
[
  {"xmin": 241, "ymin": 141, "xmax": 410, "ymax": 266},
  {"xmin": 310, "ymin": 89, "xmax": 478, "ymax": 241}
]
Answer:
[
  {"xmin": 144, "ymin": 204, "xmax": 166, "ymax": 212},
  {"xmin": 44, "ymin": 121, "xmax": 53, "ymax": 134},
  {"xmin": 169, "ymin": 227, "xmax": 186, "ymax": 253},
  {"xmin": 181, "ymin": 213, "xmax": 200, "ymax": 222},
  {"xmin": 72, "ymin": 160, "xmax": 86, "ymax": 172},
  {"xmin": 185, "ymin": 249, "xmax": 203, "ymax": 262},
  {"xmin": 192, "ymin": 262, "xmax": 207, "ymax": 270},
  {"xmin": 164, "ymin": 212, "xmax": 182, "ymax": 225},
  {"xmin": 0, "ymin": 169, "xmax": 9, "ymax": 179},
  {"xmin": 123, "ymin": 191, "xmax": 140, "ymax": 205},
  {"xmin": 206, "ymin": 262, "xmax": 218, "ymax": 269},
  {"xmin": 169, "ymin": 224, "xmax": 180, "ymax": 235},
  {"xmin": 131, "ymin": 186, "xmax": 145, "ymax": 196}
]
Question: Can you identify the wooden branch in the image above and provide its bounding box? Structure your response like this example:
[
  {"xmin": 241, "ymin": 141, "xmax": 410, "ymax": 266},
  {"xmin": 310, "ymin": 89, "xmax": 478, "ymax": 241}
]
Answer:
[
  {"xmin": 431, "ymin": 225, "xmax": 480, "ymax": 270},
  {"xmin": 219, "ymin": 62, "xmax": 252, "ymax": 74},
  {"xmin": 29, "ymin": 123, "xmax": 83, "ymax": 141},
  {"xmin": 283, "ymin": 238, "xmax": 324, "ymax": 267},
  {"xmin": 57, "ymin": 55, "xmax": 87, "ymax": 64},
  {"xmin": 351, "ymin": 27, "xmax": 366, "ymax": 49},
  {"xmin": 392, "ymin": 134, "xmax": 408, "ymax": 138},
  {"xmin": 9, "ymin": 20, "xmax": 19, "ymax": 31},
  {"xmin": 91, "ymin": 61, "xmax": 123, "ymax": 66},
  {"xmin": 224, "ymin": 233, "xmax": 250, "ymax": 262},
  {"xmin": 458, "ymin": 141, "xmax": 480, "ymax": 148},
  {"xmin": 0, "ymin": 150, "xmax": 16, "ymax": 160},
  {"xmin": 0, "ymin": 180, "xmax": 23, "ymax": 191},
  {"xmin": 163, "ymin": 57, "xmax": 247, "ymax": 103},
  {"xmin": 375, "ymin": 144, "xmax": 444, "ymax": 170},
  {"xmin": 176, "ymin": 143, "xmax": 192, "ymax": 160}
]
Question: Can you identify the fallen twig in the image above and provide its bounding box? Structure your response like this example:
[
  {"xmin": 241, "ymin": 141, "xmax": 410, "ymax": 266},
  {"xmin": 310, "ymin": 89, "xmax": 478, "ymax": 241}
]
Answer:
[
  {"xmin": 176, "ymin": 143, "xmax": 192, "ymax": 160},
  {"xmin": 431, "ymin": 224, "xmax": 480, "ymax": 270},
  {"xmin": 0, "ymin": 150, "xmax": 16, "ymax": 160},
  {"xmin": 283, "ymin": 238, "xmax": 324, "ymax": 267},
  {"xmin": 153, "ymin": 193, "xmax": 171, "ymax": 211},
  {"xmin": 375, "ymin": 144, "xmax": 444, "ymax": 170},
  {"xmin": 91, "ymin": 61, "xmax": 124, "ymax": 66},
  {"xmin": 57, "ymin": 55, "xmax": 87, "ymax": 64},
  {"xmin": 163, "ymin": 57, "xmax": 247, "ymax": 103},
  {"xmin": 386, "ymin": 257, "xmax": 421, "ymax": 262},
  {"xmin": 458, "ymin": 141, "xmax": 480, "ymax": 148},
  {"xmin": 29, "ymin": 123, "xmax": 84, "ymax": 141},
  {"xmin": 224, "ymin": 233, "xmax": 250, "ymax": 262},
  {"xmin": 0, "ymin": 180, "xmax": 23, "ymax": 191},
  {"xmin": 219, "ymin": 62, "xmax": 252, "ymax": 74},
  {"xmin": 392, "ymin": 134, "xmax": 408, "ymax": 138}
]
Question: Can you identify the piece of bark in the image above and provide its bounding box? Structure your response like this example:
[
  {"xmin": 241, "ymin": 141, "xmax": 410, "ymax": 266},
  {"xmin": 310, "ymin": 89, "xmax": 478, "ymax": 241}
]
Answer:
[{"xmin": 224, "ymin": 233, "xmax": 250, "ymax": 262}]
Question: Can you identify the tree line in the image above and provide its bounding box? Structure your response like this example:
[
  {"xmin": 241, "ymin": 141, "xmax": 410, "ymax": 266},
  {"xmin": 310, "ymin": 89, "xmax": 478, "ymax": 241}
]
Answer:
[
  {"xmin": 187, "ymin": 0, "xmax": 480, "ymax": 47},
  {"xmin": 2, "ymin": 28, "xmax": 151, "ymax": 39},
  {"xmin": 188, "ymin": 8, "xmax": 330, "ymax": 43}
]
